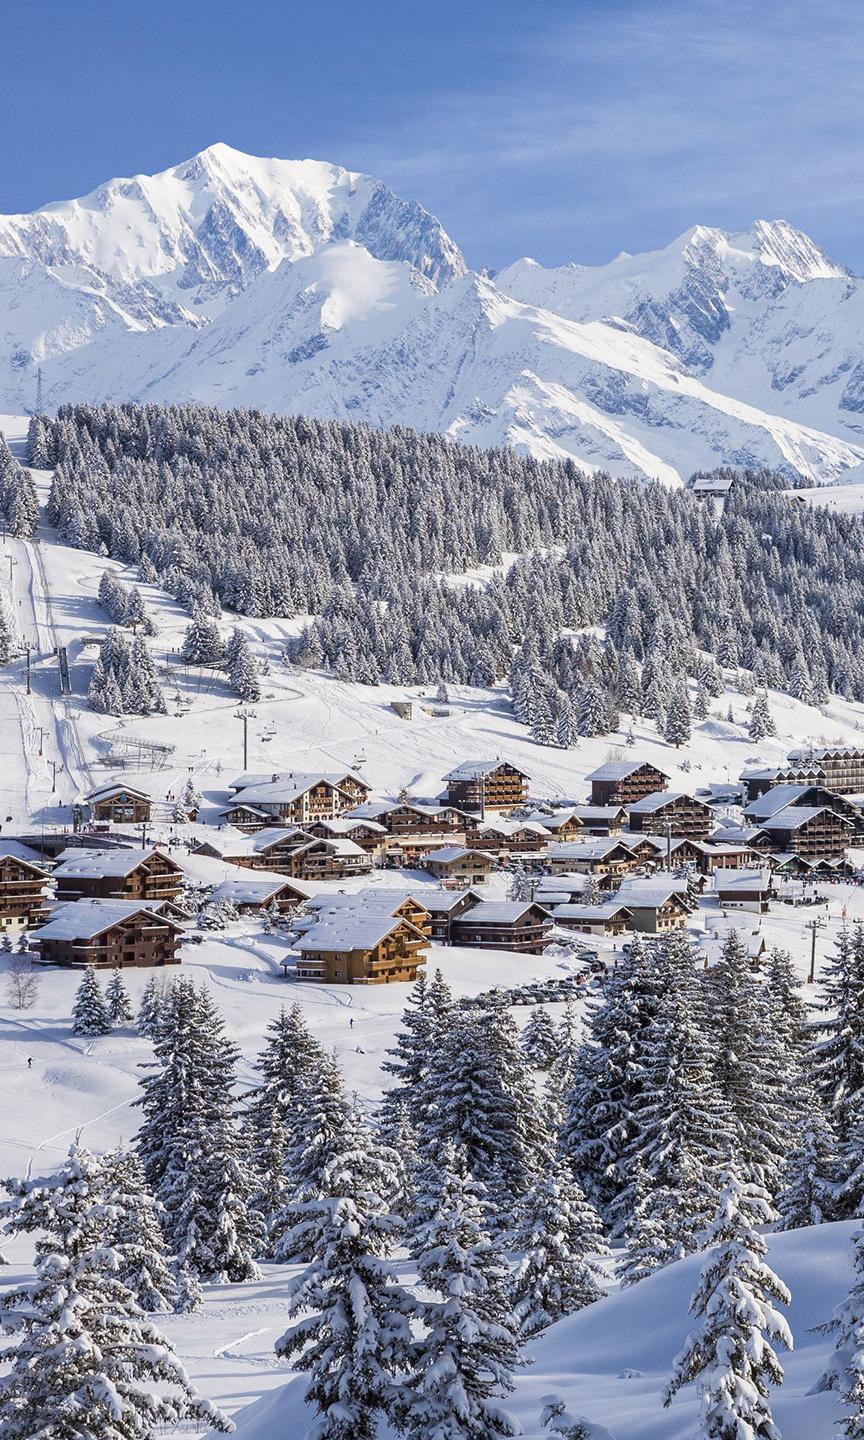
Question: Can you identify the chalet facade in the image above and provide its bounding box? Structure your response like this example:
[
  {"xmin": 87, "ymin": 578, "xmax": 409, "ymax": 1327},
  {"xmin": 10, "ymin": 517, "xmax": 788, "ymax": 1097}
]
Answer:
[
  {"xmin": 627, "ymin": 791, "xmax": 714, "ymax": 839},
  {"xmin": 443, "ymin": 761, "xmax": 530, "ymax": 815},
  {"xmin": 421, "ymin": 889, "xmax": 486, "ymax": 943},
  {"xmin": 34, "ymin": 899, "xmax": 183, "ymax": 968},
  {"xmin": 51, "ymin": 847, "xmax": 183, "ymax": 904},
  {"xmin": 449, "ymin": 901, "xmax": 553, "ymax": 954},
  {"xmin": 84, "ymin": 783, "xmax": 152, "ymax": 825},
  {"xmin": 786, "ymin": 746, "xmax": 864, "ymax": 796},
  {"xmin": 0, "ymin": 853, "xmax": 50, "ymax": 929},
  {"xmin": 691, "ymin": 841, "xmax": 763, "ymax": 875},
  {"xmin": 616, "ymin": 878, "xmax": 693, "ymax": 933},
  {"xmin": 758, "ymin": 806, "xmax": 853, "ymax": 858},
  {"xmin": 586, "ymin": 760, "xmax": 669, "ymax": 808},
  {"xmin": 744, "ymin": 784, "xmax": 864, "ymax": 838},
  {"xmin": 714, "ymin": 869, "xmax": 774, "ymax": 913},
  {"xmin": 295, "ymin": 915, "xmax": 427, "ymax": 985},
  {"xmin": 422, "ymin": 846, "xmax": 496, "ymax": 884},
  {"xmin": 571, "ymin": 806, "xmax": 627, "ymax": 835},
  {"xmin": 304, "ymin": 817, "xmax": 389, "ymax": 854},
  {"xmin": 466, "ymin": 821, "xmax": 549, "ymax": 854},
  {"xmin": 229, "ymin": 830, "xmax": 373, "ymax": 881},
  {"xmin": 349, "ymin": 800, "xmax": 474, "ymax": 837},
  {"xmin": 226, "ymin": 770, "xmax": 369, "ymax": 827},
  {"xmin": 545, "ymin": 837, "xmax": 654, "ymax": 877},
  {"xmin": 523, "ymin": 810, "xmax": 585, "ymax": 841}
]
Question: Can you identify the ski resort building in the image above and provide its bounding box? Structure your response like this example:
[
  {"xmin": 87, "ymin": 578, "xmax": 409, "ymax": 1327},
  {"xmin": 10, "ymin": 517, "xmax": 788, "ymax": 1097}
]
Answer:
[
  {"xmin": 421, "ymin": 846, "xmax": 496, "ymax": 884},
  {"xmin": 549, "ymin": 901, "xmax": 634, "ymax": 936},
  {"xmin": 626, "ymin": 790, "xmax": 714, "ymax": 839},
  {"xmin": 33, "ymin": 898, "xmax": 183, "ymax": 968},
  {"xmin": 0, "ymin": 853, "xmax": 51, "ymax": 930},
  {"xmin": 465, "ymin": 820, "xmax": 550, "ymax": 854},
  {"xmin": 347, "ymin": 800, "xmax": 475, "ymax": 837},
  {"xmin": 206, "ymin": 874, "xmax": 313, "ymax": 914},
  {"xmin": 614, "ymin": 877, "xmax": 694, "ymax": 933},
  {"xmin": 785, "ymin": 746, "xmax": 864, "ymax": 796},
  {"xmin": 756, "ymin": 805, "xmax": 853, "ymax": 857},
  {"xmin": 743, "ymin": 784, "xmax": 864, "ymax": 837},
  {"xmin": 83, "ymin": 783, "xmax": 153, "ymax": 824},
  {"xmin": 586, "ymin": 760, "xmax": 669, "ymax": 807},
  {"xmin": 51, "ymin": 847, "xmax": 183, "ymax": 904},
  {"xmin": 223, "ymin": 771, "xmax": 369, "ymax": 828},
  {"xmin": 714, "ymin": 869, "xmax": 774, "ymax": 912},
  {"xmin": 442, "ymin": 760, "xmax": 530, "ymax": 815},
  {"xmin": 294, "ymin": 912, "xmax": 428, "ymax": 984},
  {"xmin": 448, "ymin": 901, "xmax": 553, "ymax": 954}
]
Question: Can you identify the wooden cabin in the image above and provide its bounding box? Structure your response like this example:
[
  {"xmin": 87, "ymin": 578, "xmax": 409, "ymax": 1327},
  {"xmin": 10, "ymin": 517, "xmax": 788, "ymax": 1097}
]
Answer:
[
  {"xmin": 422, "ymin": 846, "xmax": 496, "ymax": 884},
  {"xmin": 449, "ymin": 901, "xmax": 552, "ymax": 954},
  {"xmin": 690, "ymin": 841, "xmax": 763, "ymax": 875},
  {"xmin": 33, "ymin": 899, "xmax": 183, "ymax": 968},
  {"xmin": 757, "ymin": 806, "xmax": 853, "ymax": 858},
  {"xmin": 627, "ymin": 791, "xmax": 714, "ymax": 839},
  {"xmin": 51, "ymin": 847, "xmax": 183, "ymax": 904},
  {"xmin": 295, "ymin": 914, "xmax": 427, "ymax": 985},
  {"xmin": 349, "ymin": 800, "xmax": 474, "ymax": 837},
  {"xmin": 226, "ymin": 771, "xmax": 365, "ymax": 826},
  {"xmin": 230, "ymin": 831, "xmax": 373, "ymax": 881},
  {"xmin": 615, "ymin": 878, "xmax": 692, "ymax": 933},
  {"xmin": 84, "ymin": 783, "xmax": 152, "ymax": 825},
  {"xmin": 571, "ymin": 805, "xmax": 627, "ymax": 836},
  {"xmin": 714, "ymin": 869, "xmax": 774, "ymax": 913},
  {"xmin": 466, "ymin": 821, "xmax": 549, "ymax": 854},
  {"xmin": 545, "ymin": 837, "xmax": 653, "ymax": 877},
  {"xmin": 443, "ymin": 761, "xmax": 530, "ymax": 815},
  {"xmin": 420, "ymin": 889, "xmax": 486, "ymax": 943},
  {"xmin": 586, "ymin": 760, "xmax": 669, "ymax": 808},
  {"xmin": 523, "ymin": 810, "xmax": 585, "ymax": 841},
  {"xmin": 303, "ymin": 816, "xmax": 389, "ymax": 854},
  {"xmin": 0, "ymin": 853, "xmax": 50, "ymax": 930}
]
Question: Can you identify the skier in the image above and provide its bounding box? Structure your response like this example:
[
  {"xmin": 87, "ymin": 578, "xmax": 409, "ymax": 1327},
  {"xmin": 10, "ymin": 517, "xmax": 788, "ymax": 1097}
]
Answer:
[{"xmin": 26, "ymin": 1057, "xmax": 32, "ymax": 1069}]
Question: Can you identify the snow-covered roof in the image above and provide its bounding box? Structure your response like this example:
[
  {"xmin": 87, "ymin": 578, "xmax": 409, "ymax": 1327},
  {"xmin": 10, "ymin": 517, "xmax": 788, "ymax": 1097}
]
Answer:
[
  {"xmin": 477, "ymin": 820, "xmax": 549, "ymax": 838},
  {"xmin": 709, "ymin": 826, "xmax": 765, "ymax": 845},
  {"xmin": 761, "ymin": 805, "xmax": 849, "ymax": 832},
  {"xmin": 85, "ymin": 781, "xmax": 152, "ymax": 802},
  {"xmin": 232, "ymin": 777, "xmax": 352, "ymax": 806},
  {"xmin": 52, "ymin": 846, "xmax": 174, "ymax": 878},
  {"xmin": 534, "ymin": 874, "xmax": 589, "ymax": 899},
  {"xmin": 424, "ymin": 846, "xmax": 492, "ymax": 864},
  {"xmin": 586, "ymin": 760, "xmax": 668, "ymax": 782},
  {"xmin": 229, "ymin": 768, "xmax": 366, "ymax": 794},
  {"xmin": 35, "ymin": 897, "xmax": 182, "ymax": 940},
  {"xmin": 219, "ymin": 802, "xmax": 273, "ymax": 819},
  {"xmin": 551, "ymin": 902, "xmax": 632, "ymax": 921},
  {"xmin": 443, "ymin": 760, "xmax": 529, "ymax": 781},
  {"xmin": 744, "ymin": 785, "xmax": 816, "ymax": 819},
  {"xmin": 208, "ymin": 875, "xmax": 313, "ymax": 906},
  {"xmin": 572, "ymin": 805, "xmax": 626, "ymax": 821},
  {"xmin": 787, "ymin": 745, "xmax": 864, "ymax": 763},
  {"xmin": 305, "ymin": 888, "xmax": 423, "ymax": 915},
  {"xmin": 627, "ymin": 790, "xmax": 693, "ymax": 814},
  {"xmin": 616, "ymin": 877, "xmax": 690, "ymax": 909},
  {"xmin": 639, "ymin": 835, "xmax": 689, "ymax": 854},
  {"xmin": 714, "ymin": 869, "xmax": 773, "ymax": 893},
  {"xmin": 246, "ymin": 827, "xmax": 312, "ymax": 852},
  {"xmin": 422, "ymin": 888, "xmax": 484, "ymax": 915},
  {"xmin": 740, "ymin": 765, "xmax": 784, "ymax": 781},
  {"xmin": 546, "ymin": 837, "xmax": 634, "ymax": 860},
  {"xmin": 523, "ymin": 809, "xmax": 579, "ymax": 830},
  {"xmin": 0, "ymin": 843, "xmax": 48, "ymax": 869},
  {"xmin": 349, "ymin": 799, "xmax": 463, "ymax": 821},
  {"xmin": 455, "ymin": 901, "xmax": 550, "ymax": 925},
  {"xmin": 296, "ymin": 914, "xmax": 422, "ymax": 953},
  {"xmin": 691, "ymin": 474, "xmax": 735, "ymax": 495},
  {"xmin": 314, "ymin": 816, "xmax": 388, "ymax": 836}
]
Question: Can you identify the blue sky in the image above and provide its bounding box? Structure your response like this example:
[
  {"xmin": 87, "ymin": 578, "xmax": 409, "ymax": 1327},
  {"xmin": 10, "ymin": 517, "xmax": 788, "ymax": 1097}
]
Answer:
[{"xmin": 2, "ymin": 0, "xmax": 861, "ymax": 271}]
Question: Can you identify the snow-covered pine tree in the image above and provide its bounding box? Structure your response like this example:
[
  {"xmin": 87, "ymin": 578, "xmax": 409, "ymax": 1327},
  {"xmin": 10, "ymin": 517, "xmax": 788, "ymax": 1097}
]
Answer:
[
  {"xmin": 509, "ymin": 1160, "xmax": 607, "ymax": 1335},
  {"xmin": 556, "ymin": 694, "xmax": 579, "ymax": 748},
  {"xmin": 813, "ymin": 922, "xmax": 864, "ymax": 1216},
  {"xmin": 664, "ymin": 1169, "xmax": 791, "ymax": 1439},
  {"xmin": 105, "ymin": 968, "xmax": 134, "ymax": 1026},
  {"xmin": 520, "ymin": 1006, "xmax": 560, "ymax": 1069},
  {"xmin": 401, "ymin": 1143, "xmax": 523, "ymax": 1440},
  {"xmin": 71, "ymin": 967, "xmax": 112, "ymax": 1035},
  {"xmin": 575, "ymin": 679, "xmax": 608, "ymax": 738},
  {"xmin": 248, "ymin": 1004, "xmax": 326, "ymax": 1249},
  {"xmin": 101, "ymin": 1147, "xmax": 177, "ymax": 1312},
  {"xmin": 229, "ymin": 634, "xmax": 261, "ymax": 702},
  {"xmin": 815, "ymin": 1222, "xmax": 864, "ymax": 1434},
  {"xmin": 0, "ymin": 1144, "xmax": 231, "ymax": 1437},
  {"xmin": 135, "ymin": 978, "xmax": 263, "ymax": 1281},
  {"xmin": 136, "ymin": 973, "xmax": 167, "ymax": 1038},
  {"xmin": 776, "ymin": 1101, "xmax": 840, "ymax": 1229},
  {"xmin": 272, "ymin": 1050, "xmax": 351, "ymax": 1261},
  {"xmin": 182, "ymin": 610, "xmax": 224, "ymax": 666},
  {"xmin": 664, "ymin": 678, "xmax": 692, "ymax": 747},
  {"xmin": 274, "ymin": 1103, "xmax": 412, "ymax": 1440},
  {"xmin": 748, "ymin": 688, "xmax": 777, "ymax": 740}
]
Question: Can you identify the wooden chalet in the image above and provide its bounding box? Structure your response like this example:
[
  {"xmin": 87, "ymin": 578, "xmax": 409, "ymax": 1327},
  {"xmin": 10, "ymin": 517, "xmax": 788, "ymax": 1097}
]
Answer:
[
  {"xmin": 442, "ymin": 761, "xmax": 530, "ymax": 815},
  {"xmin": 545, "ymin": 836, "xmax": 654, "ymax": 877},
  {"xmin": 690, "ymin": 841, "xmax": 763, "ymax": 875},
  {"xmin": 295, "ymin": 913, "xmax": 427, "ymax": 985},
  {"xmin": 586, "ymin": 760, "xmax": 669, "ymax": 808},
  {"xmin": 523, "ymin": 810, "xmax": 585, "ymax": 841},
  {"xmin": 757, "ymin": 806, "xmax": 853, "ymax": 858},
  {"xmin": 744, "ymin": 784, "xmax": 864, "ymax": 838},
  {"xmin": 348, "ymin": 800, "xmax": 475, "ymax": 837},
  {"xmin": 297, "ymin": 890, "xmax": 432, "ymax": 941},
  {"xmin": 785, "ymin": 745, "xmax": 864, "ymax": 796},
  {"xmin": 639, "ymin": 834, "xmax": 706, "ymax": 869},
  {"xmin": 420, "ymin": 888, "xmax": 486, "ymax": 943},
  {"xmin": 225, "ymin": 771, "xmax": 368, "ymax": 828},
  {"xmin": 303, "ymin": 816, "xmax": 389, "ymax": 854},
  {"xmin": 626, "ymin": 790, "xmax": 714, "ymax": 839},
  {"xmin": 206, "ymin": 874, "xmax": 313, "ymax": 914},
  {"xmin": 466, "ymin": 820, "xmax": 549, "ymax": 854},
  {"xmin": 550, "ymin": 901, "xmax": 633, "ymax": 936},
  {"xmin": 571, "ymin": 805, "xmax": 627, "ymax": 835},
  {"xmin": 228, "ymin": 829, "xmax": 373, "ymax": 881},
  {"xmin": 51, "ymin": 847, "xmax": 183, "ymax": 904},
  {"xmin": 449, "ymin": 901, "xmax": 553, "ymax": 954},
  {"xmin": 615, "ymin": 877, "xmax": 693, "ymax": 933},
  {"xmin": 714, "ymin": 868, "xmax": 774, "ymax": 913},
  {"xmin": 422, "ymin": 846, "xmax": 496, "ymax": 884},
  {"xmin": 33, "ymin": 898, "xmax": 183, "ymax": 968},
  {"xmin": 84, "ymin": 783, "xmax": 152, "ymax": 824},
  {"xmin": 0, "ymin": 852, "xmax": 50, "ymax": 930}
]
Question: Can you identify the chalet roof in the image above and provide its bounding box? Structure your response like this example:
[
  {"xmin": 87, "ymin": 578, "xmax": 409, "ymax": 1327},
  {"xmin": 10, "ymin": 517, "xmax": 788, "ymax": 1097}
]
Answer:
[
  {"xmin": 616, "ymin": 876, "xmax": 691, "ymax": 910},
  {"xmin": 640, "ymin": 835, "xmax": 689, "ymax": 854},
  {"xmin": 534, "ymin": 874, "xmax": 589, "ymax": 900},
  {"xmin": 247, "ymin": 827, "xmax": 314, "ymax": 852},
  {"xmin": 36, "ymin": 897, "xmax": 183, "ymax": 941},
  {"xmin": 219, "ymin": 803, "xmax": 273, "ymax": 819},
  {"xmin": 739, "ymin": 765, "xmax": 784, "ymax": 782},
  {"xmin": 744, "ymin": 785, "xmax": 819, "ymax": 820},
  {"xmin": 627, "ymin": 790, "xmax": 695, "ymax": 814},
  {"xmin": 425, "ymin": 846, "xmax": 494, "ymax": 864},
  {"xmin": 546, "ymin": 837, "xmax": 635, "ymax": 860},
  {"xmin": 714, "ymin": 868, "xmax": 773, "ymax": 893},
  {"xmin": 0, "ymin": 849, "xmax": 49, "ymax": 874},
  {"xmin": 313, "ymin": 816, "xmax": 388, "ymax": 836},
  {"xmin": 586, "ymin": 759, "xmax": 668, "ymax": 783},
  {"xmin": 476, "ymin": 820, "xmax": 549, "ymax": 839},
  {"xmin": 572, "ymin": 805, "xmax": 626, "ymax": 822},
  {"xmin": 709, "ymin": 826, "xmax": 765, "ymax": 845},
  {"xmin": 85, "ymin": 782, "xmax": 152, "ymax": 803},
  {"xmin": 551, "ymin": 902, "xmax": 633, "ymax": 922},
  {"xmin": 443, "ymin": 760, "xmax": 529, "ymax": 782},
  {"xmin": 454, "ymin": 901, "xmax": 551, "ymax": 925},
  {"xmin": 523, "ymin": 809, "xmax": 580, "ymax": 830},
  {"xmin": 761, "ymin": 805, "xmax": 850, "ymax": 832},
  {"xmin": 787, "ymin": 746, "xmax": 864, "ymax": 763},
  {"xmin": 304, "ymin": 888, "xmax": 425, "ymax": 916},
  {"xmin": 691, "ymin": 474, "xmax": 735, "ymax": 494},
  {"xmin": 208, "ymin": 875, "xmax": 313, "ymax": 906},
  {"xmin": 52, "ymin": 846, "xmax": 177, "ymax": 879},
  {"xmin": 348, "ymin": 799, "xmax": 463, "ymax": 821},
  {"xmin": 693, "ymin": 840, "xmax": 759, "ymax": 857},
  {"xmin": 229, "ymin": 769, "xmax": 366, "ymax": 794},
  {"xmin": 421, "ymin": 888, "xmax": 484, "ymax": 915},
  {"xmin": 296, "ymin": 914, "xmax": 424, "ymax": 954},
  {"xmin": 232, "ymin": 777, "xmax": 353, "ymax": 806}
]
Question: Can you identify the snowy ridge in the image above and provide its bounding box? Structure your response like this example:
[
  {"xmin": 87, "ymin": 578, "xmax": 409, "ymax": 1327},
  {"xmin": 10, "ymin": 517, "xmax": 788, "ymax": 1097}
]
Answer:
[{"xmin": 5, "ymin": 146, "xmax": 864, "ymax": 483}]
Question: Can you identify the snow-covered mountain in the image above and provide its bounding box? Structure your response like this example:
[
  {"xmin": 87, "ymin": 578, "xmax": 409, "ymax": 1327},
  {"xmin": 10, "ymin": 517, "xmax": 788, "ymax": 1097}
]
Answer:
[{"xmin": 5, "ymin": 143, "xmax": 864, "ymax": 484}]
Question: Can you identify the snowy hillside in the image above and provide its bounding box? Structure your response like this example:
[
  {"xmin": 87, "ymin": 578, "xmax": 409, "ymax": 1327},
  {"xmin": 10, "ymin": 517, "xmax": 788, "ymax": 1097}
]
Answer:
[{"xmin": 6, "ymin": 146, "xmax": 864, "ymax": 483}]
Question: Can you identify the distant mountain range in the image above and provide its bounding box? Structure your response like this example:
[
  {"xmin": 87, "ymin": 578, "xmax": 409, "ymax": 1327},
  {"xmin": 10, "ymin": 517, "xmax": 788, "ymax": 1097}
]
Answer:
[{"xmin": 4, "ymin": 142, "xmax": 864, "ymax": 485}]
